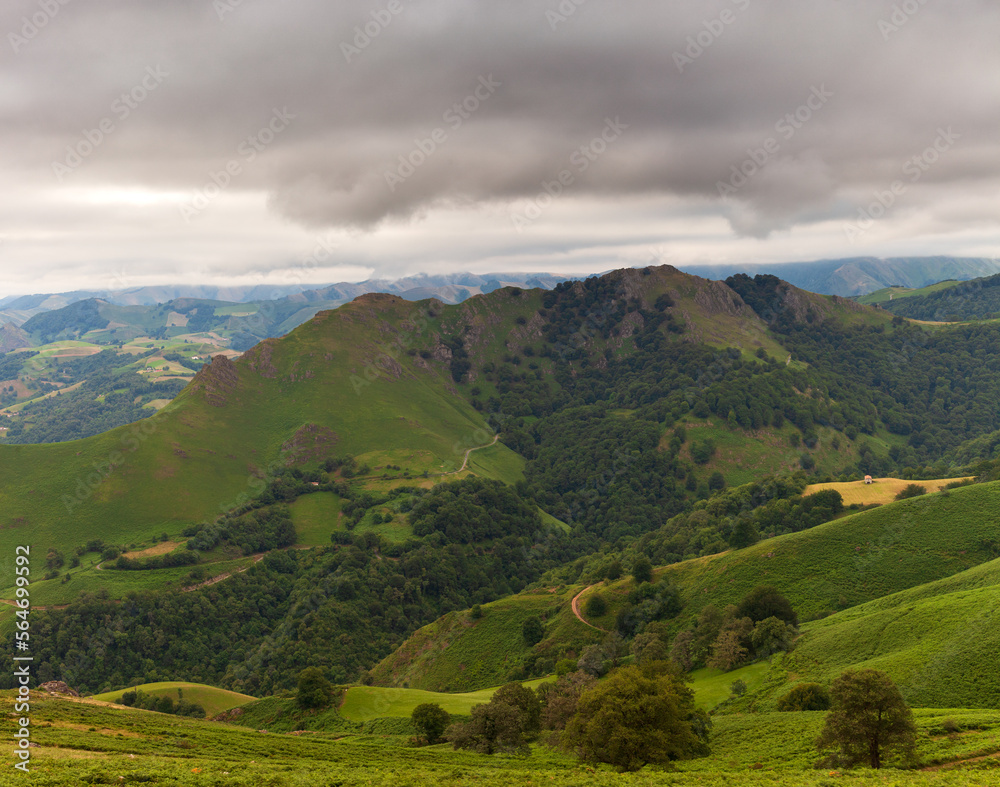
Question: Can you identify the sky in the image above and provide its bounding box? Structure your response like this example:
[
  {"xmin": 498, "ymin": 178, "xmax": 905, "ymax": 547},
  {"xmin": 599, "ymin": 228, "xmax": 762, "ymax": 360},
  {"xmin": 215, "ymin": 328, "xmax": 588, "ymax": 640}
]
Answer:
[{"xmin": 1, "ymin": 0, "xmax": 998, "ymax": 296}]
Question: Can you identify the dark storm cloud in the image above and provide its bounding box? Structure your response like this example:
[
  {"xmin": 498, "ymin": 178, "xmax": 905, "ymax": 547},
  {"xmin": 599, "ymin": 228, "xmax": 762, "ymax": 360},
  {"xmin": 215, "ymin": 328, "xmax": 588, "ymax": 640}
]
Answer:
[{"xmin": 1, "ymin": 0, "xmax": 998, "ymax": 243}]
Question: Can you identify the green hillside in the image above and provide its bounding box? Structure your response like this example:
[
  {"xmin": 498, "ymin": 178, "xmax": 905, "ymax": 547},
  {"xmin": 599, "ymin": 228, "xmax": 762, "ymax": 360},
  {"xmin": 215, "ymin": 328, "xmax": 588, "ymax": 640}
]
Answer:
[
  {"xmin": 659, "ymin": 480, "xmax": 1000, "ymax": 622},
  {"xmin": 92, "ymin": 681, "xmax": 256, "ymax": 717},
  {"xmin": 857, "ymin": 279, "xmax": 962, "ymax": 305},
  {"xmin": 0, "ymin": 293, "xmax": 488, "ymax": 581},
  {"xmin": 756, "ymin": 556, "xmax": 1000, "ymax": 709},
  {"xmin": 880, "ymin": 272, "xmax": 1000, "ymax": 321}
]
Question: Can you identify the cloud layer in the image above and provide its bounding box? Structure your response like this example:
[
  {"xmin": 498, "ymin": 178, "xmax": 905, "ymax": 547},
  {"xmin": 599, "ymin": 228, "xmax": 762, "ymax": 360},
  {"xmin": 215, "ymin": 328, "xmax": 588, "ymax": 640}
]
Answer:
[{"xmin": 1, "ymin": 0, "xmax": 998, "ymax": 293}]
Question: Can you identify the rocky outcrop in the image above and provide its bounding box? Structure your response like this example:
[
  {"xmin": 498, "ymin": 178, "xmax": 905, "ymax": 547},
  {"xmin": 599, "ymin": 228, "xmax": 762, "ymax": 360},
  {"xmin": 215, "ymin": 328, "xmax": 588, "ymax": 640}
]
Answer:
[
  {"xmin": 189, "ymin": 355, "xmax": 240, "ymax": 407},
  {"xmin": 40, "ymin": 681, "xmax": 79, "ymax": 697}
]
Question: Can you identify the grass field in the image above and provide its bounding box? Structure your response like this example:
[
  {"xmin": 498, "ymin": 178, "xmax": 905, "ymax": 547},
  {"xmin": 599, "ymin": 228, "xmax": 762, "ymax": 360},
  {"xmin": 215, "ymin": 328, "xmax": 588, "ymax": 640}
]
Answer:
[
  {"xmin": 688, "ymin": 662, "xmax": 772, "ymax": 710},
  {"xmin": 858, "ymin": 280, "xmax": 963, "ymax": 305},
  {"xmin": 288, "ymin": 491, "xmax": 342, "ymax": 546},
  {"xmin": 3, "ymin": 691, "xmax": 1000, "ymax": 785},
  {"xmin": 340, "ymin": 677, "xmax": 551, "ymax": 722},
  {"xmin": 92, "ymin": 682, "xmax": 256, "ymax": 717},
  {"xmin": 804, "ymin": 476, "xmax": 973, "ymax": 506}
]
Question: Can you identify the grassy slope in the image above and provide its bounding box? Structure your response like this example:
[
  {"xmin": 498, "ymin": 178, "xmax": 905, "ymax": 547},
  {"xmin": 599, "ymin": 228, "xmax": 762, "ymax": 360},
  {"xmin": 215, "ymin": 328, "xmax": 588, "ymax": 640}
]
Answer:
[
  {"xmin": 92, "ymin": 681, "xmax": 256, "ymax": 717},
  {"xmin": 858, "ymin": 280, "xmax": 962, "ymax": 305},
  {"xmin": 370, "ymin": 586, "xmax": 600, "ymax": 692},
  {"xmin": 658, "ymin": 480, "xmax": 1000, "ymax": 623},
  {"xmin": 757, "ymin": 556, "xmax": 1000, "ymax": 708},
  {"xmin": 0, "ymin": 294, "xmax": 489, "ymax": 593},
  {"xmin": 339, "ymin": 677, "xmax": 551, "ymax": 722}
]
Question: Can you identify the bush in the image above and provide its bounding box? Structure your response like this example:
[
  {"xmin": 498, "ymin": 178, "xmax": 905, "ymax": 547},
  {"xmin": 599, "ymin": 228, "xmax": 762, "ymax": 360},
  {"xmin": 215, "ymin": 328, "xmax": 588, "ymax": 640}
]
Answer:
[
  {"xmin": 583, "ymin": 592, "xmax": 608, "ymax": 618},
  {"xmin": 895, "ymin": 483, "xmax": 926, "ymax": 500},
  {"xmin": 777, "ymin": 682, "xmax": 830, "ymax": 711},
  {"xmin": 632, "ymin": 557, "xmax": 653, "ymax": 584},
  {"xmin": 522, "ymin": 616, "xmax": 544, "ymax": 647}
]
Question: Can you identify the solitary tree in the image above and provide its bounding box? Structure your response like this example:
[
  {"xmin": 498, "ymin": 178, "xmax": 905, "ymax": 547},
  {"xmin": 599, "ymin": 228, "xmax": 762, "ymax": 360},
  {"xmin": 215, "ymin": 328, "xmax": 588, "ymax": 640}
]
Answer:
[
  {"xmin": 563, "ymin": 665, "xmax": 710, "ymax": 771},
  {"xmin": 296, "ymin": 667, "xmax": 332, "ymax": 709},
  {"xmin": 412, "ymin": 703, "xmax": 451, "ymax": 744},
  {"xmin": 448, "ymin": 700, "xmax": 529, "ymax": 755},
  {"xmin": 816, "ymin": 669, "xmax": 916, "ymax": 769}
]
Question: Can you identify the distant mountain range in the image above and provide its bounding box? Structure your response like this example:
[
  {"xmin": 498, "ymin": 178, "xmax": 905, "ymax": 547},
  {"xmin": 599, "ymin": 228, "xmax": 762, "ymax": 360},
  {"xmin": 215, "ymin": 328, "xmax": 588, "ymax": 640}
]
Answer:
[
  {"xmin": 3, "ymin": 257, "xmax": 998, "ymax": 340},
  {"xmin": 678, "ymin": 256, "xmax": 1000, "ymax": 297},
  {"xmin": 0, "ymin": 273, "xmax": 571, "ymax": 327}
]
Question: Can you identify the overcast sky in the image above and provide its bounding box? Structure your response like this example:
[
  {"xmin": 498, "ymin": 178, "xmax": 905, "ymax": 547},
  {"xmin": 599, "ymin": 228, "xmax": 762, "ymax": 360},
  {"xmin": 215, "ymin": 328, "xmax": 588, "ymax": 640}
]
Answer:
[{"xmin": 1, "ymin": 0, "xmax": 998, "ymax": 295}]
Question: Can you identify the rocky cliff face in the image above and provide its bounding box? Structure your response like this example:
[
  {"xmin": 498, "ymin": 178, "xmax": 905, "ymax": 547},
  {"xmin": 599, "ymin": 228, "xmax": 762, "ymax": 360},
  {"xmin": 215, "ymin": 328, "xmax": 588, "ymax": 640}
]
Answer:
[{"xmin": 189, "ymin": 355, "xmax": 241, "ymax": 407}]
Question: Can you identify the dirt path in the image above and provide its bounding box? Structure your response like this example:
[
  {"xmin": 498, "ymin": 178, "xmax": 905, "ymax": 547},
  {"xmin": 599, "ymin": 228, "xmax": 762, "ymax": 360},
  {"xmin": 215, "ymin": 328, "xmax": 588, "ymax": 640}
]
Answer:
[
  {"xmin": 0, "ymin": 599, "xmax": 68, "ymax": 612},
  {"xmin": 448, "ymin": 434, "xmax": 500, "ymax": 474},
  {"xmin": 182, "ymin": 554, "xmax": 265, "ymax": 592},
  {"xmin": 570, "ymin": 584, "xmax": 608, "ymax": 632},
  {"xmin": 922, "ymin": 751, "xmax": 1000, "ymax": 772}
]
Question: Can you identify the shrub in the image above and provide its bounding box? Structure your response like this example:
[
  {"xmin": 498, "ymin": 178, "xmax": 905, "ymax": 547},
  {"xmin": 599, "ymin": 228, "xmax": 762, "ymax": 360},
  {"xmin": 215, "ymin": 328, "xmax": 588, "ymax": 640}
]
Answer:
[
  {"xmin": 583, "ymin": 592, "xmax": 607, "ymax": 618},
  {"xmin": 777, "ymin": 682, "xmax": 830, "ymax": 711},
  {"xmin": 895, "ymin": 483, "xmax": 926, "ymax": 500}
]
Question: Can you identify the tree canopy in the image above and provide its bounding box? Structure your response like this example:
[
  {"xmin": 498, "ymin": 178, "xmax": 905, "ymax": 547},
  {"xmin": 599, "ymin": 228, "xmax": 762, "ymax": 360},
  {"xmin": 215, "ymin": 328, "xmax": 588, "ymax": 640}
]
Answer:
[{"xmin": 816, "ymin": 669, "xmax": 916, "ymax": 769}]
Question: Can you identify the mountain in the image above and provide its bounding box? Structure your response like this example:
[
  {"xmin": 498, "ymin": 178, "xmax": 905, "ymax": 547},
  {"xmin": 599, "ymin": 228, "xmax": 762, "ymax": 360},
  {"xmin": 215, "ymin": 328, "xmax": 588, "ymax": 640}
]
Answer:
[
  {"xmin": 0, "ymin": 272, "xmax": 575, "ymax": 327},
  {"xmin": 0, "ymin": 322, "xmax": 29, "ymax": 353},
  {"xmin": 679, "ymin": 256, "xmax": 1000, "ymax": 297}
]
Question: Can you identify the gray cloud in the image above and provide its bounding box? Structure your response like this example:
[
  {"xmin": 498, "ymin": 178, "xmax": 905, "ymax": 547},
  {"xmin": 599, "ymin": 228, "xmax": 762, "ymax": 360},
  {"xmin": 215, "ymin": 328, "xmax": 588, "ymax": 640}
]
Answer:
[{"xmin": 0, "ymin": 0, "xmax": 998, "ymax": 292}]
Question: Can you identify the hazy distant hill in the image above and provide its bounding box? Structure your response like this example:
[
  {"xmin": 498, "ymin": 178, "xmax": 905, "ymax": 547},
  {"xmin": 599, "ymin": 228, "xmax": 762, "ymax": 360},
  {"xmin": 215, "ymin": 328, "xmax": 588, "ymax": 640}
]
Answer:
[
  {"xmin": 0, "ymin": 272, "xmax": 573, "ymax": 326},
  {"xmin": 679, "ymin": 256, "xmax": 1000, "ymax": 297},
  {"xmin": 877, "ymin": 272, "xmax": 1000, "ymax": 321}
]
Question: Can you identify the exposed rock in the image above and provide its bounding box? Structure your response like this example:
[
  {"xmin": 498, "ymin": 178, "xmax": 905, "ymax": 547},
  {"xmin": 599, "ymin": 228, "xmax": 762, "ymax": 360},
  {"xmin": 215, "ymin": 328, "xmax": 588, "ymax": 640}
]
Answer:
[
  {"xmin": 242, "ymin": 340, "xmax": 278, "ymax": 378},
  {"xmin": 189, "ymin": 355, "xmax": 240, "ymax": 407},
  {"xmin": 40, "ymin": 681, "xmax": 80, "ymax": 697}
]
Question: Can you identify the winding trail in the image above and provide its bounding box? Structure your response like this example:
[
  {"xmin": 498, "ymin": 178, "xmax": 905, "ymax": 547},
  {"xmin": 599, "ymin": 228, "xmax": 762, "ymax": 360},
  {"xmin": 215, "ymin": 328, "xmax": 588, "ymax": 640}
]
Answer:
[
  {"xmin": 570, "ymin": 583, "xmax": 608, "ymax": 632},
  {"xmin": 448, "ymin": 434, "xmax": 500, "ymax": 475}
]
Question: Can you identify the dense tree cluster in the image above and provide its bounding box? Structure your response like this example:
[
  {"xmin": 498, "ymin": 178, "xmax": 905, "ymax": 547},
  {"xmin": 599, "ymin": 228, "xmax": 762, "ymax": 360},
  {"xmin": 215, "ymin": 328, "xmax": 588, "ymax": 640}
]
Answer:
[
  {"xmin": 668, "ymin": 586, "xmax": 798, "ymax": 673},
  {"xmin": 117, "ymin": 688, "xmax": 206, "ymax": 718}
]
